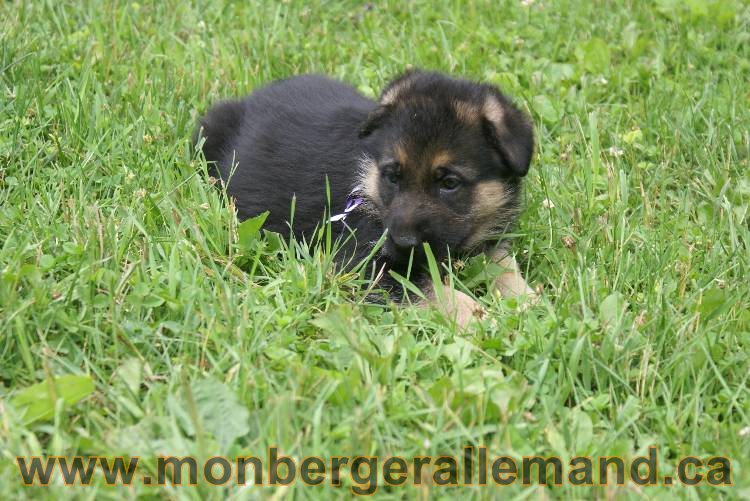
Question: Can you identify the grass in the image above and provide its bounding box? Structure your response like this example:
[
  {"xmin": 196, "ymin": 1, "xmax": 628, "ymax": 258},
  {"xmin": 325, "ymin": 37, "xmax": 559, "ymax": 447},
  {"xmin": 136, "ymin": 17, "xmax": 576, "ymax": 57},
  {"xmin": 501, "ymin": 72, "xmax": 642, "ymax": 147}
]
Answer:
[{"xmin": 1, "ymin": 0, "xmax": 749, "ymax": 498}]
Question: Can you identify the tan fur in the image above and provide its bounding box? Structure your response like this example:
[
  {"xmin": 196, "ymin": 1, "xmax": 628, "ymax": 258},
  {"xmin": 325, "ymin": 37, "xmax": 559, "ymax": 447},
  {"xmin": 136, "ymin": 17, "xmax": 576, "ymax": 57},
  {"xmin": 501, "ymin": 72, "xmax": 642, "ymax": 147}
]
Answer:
[
  {"xmin": 463, "ymin": 180, "xmax": 517, "ymax": 249},
  {"xmin": 482, "ymin": 95, "xmax": 506, "ymax": 133},
  {"xmin": 472, "ymin": 180, "xmax": 508, "ymax": 218},
  {"xmin": 453, "ymin": 100, "xmax": 480, "ymax": 123},
  {"xmin": 430, "ymin": 150, "xmax": 453, "ymax": 170},
  {"xmin": 489, "ymin": 250, "xmax": 536, "ymax": 299},
  {"xmin": 393, "ymin": 143, "xmax": 409, "ymax": 166},
  {"xmin": 464, "ymin": 181, "xmax": 520, "ymax": 249}
]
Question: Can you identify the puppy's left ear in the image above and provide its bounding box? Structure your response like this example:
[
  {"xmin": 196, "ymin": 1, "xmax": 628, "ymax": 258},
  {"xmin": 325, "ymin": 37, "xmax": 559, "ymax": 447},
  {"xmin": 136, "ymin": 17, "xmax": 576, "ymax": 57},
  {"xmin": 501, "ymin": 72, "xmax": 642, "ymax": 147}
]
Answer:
[{"xmin": 481, "ymin": 92, "xmax": 534, "ymax": 177}]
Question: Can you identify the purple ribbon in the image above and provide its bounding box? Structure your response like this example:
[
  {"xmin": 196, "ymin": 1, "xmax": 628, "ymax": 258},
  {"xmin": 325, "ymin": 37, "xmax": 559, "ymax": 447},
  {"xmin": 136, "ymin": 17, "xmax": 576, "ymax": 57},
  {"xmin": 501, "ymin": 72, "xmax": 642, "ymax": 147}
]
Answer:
[{"xmin": 330, "ymin": 185, "xmax": 364, "ymax": 222}]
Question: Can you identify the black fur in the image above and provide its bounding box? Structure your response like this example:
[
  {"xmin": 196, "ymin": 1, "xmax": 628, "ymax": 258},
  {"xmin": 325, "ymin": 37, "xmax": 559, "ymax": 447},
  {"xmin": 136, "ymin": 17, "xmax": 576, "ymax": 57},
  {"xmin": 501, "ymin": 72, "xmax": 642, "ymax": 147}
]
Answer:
[{"xmin": 195, "ymin": 70, "xmax": 534, "ymax": 296}]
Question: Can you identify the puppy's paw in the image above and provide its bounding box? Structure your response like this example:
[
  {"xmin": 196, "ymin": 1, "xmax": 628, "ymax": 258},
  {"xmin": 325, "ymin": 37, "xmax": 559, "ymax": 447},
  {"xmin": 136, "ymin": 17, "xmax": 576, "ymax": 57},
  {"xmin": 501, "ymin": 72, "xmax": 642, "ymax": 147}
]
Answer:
[
  {"xmin": 427, "ymin": 287, "xmax": 486, "ymax": 329},
  {"xmin": 492, "ymin": 256, "xmax": 539, "ymax": 309},
  {"xmin": 494, "ymin": 278, "xmax": 539, "ymax": 311},
  {"xmin": 518, "ymin": 284, "xmax": 540, "ymax": 310}
]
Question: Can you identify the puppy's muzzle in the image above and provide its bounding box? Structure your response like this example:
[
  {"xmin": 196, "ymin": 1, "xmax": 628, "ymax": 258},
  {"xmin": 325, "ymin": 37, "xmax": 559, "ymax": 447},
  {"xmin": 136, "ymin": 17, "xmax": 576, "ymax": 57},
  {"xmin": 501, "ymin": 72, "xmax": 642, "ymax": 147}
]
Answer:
[
  {"xmin": 389, "ymin": 230, "xmax": 419, "ymax": 251},
  {"xmin": 383, "ymin": 226, "xmax": 425, "ymax": 265}
]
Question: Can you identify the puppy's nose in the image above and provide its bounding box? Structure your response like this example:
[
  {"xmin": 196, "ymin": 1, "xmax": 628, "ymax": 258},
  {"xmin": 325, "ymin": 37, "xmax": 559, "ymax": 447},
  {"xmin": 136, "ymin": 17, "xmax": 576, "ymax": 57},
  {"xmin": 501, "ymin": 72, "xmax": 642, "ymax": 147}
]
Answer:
[{"xmin": 389, "ymin": 231, "xmax": 419, "ymax": 250}]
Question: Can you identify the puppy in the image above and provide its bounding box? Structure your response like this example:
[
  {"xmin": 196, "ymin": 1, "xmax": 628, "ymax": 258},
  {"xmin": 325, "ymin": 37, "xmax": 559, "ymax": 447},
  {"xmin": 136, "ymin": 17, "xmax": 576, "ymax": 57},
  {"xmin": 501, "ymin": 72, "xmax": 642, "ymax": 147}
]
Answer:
[{"xmin": 196, "ymin": 70, "xmax": 536, "ymax": 325}]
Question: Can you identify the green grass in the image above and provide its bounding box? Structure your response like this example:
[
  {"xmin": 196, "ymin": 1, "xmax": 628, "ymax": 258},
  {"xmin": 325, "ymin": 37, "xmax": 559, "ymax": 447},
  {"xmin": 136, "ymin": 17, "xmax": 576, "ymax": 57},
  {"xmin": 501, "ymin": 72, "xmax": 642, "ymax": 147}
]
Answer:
[{"xmin": 1, "ymin": 0, "xmax": 749, "ymax": 498}]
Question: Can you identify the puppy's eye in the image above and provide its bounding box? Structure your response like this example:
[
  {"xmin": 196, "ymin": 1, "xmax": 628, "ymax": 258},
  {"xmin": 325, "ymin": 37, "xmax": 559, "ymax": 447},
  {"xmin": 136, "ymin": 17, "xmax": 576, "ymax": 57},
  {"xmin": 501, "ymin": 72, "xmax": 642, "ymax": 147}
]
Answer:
[{"xmin": 440, "ymin": 176, "xmax": 461, "ymax": 192}]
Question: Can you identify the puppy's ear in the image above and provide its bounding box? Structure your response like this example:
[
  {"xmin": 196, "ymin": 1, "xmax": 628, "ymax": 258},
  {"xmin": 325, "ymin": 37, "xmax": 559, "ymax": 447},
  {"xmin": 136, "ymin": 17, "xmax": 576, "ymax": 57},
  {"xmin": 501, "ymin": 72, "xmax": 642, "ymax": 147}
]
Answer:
[
  {"xmin": 360, "ymin": 69, "xmax": 425, "ymax": 138},
  {"xmin": 480, "ymin": 92, "xmax": 534, "ymax": 177},
  {"xmin": 379, "ymin": 69, "xmax": 422, "ymax": 105},
  {"xmin": 358, "ymin": 105, "xmax": 391, "ymax": 138}
]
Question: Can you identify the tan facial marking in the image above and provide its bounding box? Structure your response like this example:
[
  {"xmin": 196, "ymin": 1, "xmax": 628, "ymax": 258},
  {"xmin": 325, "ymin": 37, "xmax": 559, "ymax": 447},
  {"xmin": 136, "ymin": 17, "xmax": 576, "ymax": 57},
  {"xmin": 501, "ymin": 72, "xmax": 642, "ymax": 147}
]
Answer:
[
  {"xmin": 430, "ymin": 150, "xmax": 453, "ymax": 170},
  {"xmin": 393, "ymin": 143, "xmax": 409, "ymax": 166},
  {"xmin": 472, "ymin": 180, "xmax": 508, "ymax": 218},
  {"xmin": 462, "ymin": 180, "xmax": 516, "ymax": 249},
  {"xmin": 482, "ymin": 95, "xmax": 506, "ymax": 133},
  {"xmin": 453, "ymin": 100, "xmax": 480, "ymax": 123}
]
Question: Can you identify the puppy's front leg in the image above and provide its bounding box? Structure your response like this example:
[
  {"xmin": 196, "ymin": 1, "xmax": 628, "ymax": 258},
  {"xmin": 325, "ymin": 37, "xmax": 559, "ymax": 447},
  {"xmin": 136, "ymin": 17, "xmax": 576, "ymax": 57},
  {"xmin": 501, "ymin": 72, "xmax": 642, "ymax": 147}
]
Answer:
[{"xmin": 490, "ymin": 250, "xmax": 537, "ymax": 301}]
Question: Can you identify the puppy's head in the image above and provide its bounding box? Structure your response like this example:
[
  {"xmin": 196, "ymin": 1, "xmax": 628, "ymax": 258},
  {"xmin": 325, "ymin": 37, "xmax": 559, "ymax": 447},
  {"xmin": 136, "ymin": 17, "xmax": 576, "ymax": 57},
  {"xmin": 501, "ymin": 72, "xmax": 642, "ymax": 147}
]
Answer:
[{"xmin": 357, "ymin": 70, "xmax": 534, "ymax": 269}]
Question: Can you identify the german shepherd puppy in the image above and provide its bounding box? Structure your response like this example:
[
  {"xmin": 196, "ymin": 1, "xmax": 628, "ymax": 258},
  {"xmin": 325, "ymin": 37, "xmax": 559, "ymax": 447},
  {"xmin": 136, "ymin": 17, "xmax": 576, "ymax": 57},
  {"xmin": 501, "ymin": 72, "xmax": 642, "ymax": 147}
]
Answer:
[{"xmin": 196, "ymin": 70, "xmax": 536, "ymax": 325}]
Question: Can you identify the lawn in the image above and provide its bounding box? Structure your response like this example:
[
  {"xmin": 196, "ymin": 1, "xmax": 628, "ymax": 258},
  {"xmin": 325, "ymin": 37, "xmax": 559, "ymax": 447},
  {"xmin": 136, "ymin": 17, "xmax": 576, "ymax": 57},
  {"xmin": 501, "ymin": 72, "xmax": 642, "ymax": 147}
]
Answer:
[{"xmin": 1, "ymin": 0, "xmax": 749, "ymax": 498}]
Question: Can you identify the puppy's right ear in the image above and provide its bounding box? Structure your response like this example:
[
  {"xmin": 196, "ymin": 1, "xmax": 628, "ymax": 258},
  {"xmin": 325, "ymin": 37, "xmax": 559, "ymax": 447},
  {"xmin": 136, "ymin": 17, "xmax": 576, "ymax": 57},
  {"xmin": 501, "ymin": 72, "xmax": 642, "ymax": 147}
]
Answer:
[
  {"xmin": 358, "ymin": 105, "xmax": 391, "ymax": 138},
  {"xmin": 379, "ymin": 69, "xmax": 422, "ymax": 105},
  {"xmin": 360, "ymin": 69, "xmax": 424, "ymax": 138}
]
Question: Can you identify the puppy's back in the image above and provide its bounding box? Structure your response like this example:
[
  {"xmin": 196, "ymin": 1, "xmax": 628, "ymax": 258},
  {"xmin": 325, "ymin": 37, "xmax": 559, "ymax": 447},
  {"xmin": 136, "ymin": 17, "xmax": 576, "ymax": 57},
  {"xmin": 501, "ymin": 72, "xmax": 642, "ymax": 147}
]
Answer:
[{"xmin": 196, "ymin": 75, "xmax": 376, "ymax": 227}]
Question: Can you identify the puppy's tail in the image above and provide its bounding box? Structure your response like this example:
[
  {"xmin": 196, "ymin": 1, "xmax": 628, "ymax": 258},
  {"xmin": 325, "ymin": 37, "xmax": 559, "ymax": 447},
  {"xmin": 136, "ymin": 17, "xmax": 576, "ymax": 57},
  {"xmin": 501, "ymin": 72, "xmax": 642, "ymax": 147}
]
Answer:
[{"xmin": 192, "ymin": 99, "xmax": 244, "ymax": 173}]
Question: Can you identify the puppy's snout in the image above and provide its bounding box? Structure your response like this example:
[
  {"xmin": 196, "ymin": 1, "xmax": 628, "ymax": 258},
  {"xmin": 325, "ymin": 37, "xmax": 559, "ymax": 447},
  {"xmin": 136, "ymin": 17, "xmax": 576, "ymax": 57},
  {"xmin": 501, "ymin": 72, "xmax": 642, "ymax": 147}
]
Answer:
[
  {"xmin": 389, "ymin": 230, "xmax": 420, "ymax": 251},
  {"xmin": 384, "ymin": 197, "xmax": 427, "ymax": 259}
]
